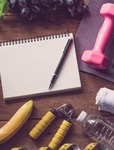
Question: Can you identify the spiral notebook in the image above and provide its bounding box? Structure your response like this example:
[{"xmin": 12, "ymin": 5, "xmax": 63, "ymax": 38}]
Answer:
[{"xmin": 0, "ymin": 33, "xmax": 81, "ymax": 101}]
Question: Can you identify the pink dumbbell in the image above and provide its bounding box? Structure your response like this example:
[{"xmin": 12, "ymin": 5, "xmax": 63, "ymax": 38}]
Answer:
[{"xmin": 81, "ymin": 3, "xmax": 114, "ymax": 69}]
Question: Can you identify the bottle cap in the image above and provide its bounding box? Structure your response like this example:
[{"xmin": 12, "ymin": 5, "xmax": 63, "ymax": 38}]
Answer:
[{"xmin": 76, "ymin": 111, "xmax": 87, "ymax": 122}]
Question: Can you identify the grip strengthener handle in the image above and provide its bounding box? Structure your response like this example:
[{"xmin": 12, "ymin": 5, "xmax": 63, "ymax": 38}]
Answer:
[
  {"xmin": 29, "ymin": 109, "xmax": 57, "ymax": 140},
  {"xmin": 48, "ymin": 120, "xmax": 72, "ymax": 150}
]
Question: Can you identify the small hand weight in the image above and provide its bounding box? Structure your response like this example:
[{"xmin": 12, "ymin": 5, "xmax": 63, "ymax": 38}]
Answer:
[{"xmin": 82, "ymin": 3, "xmax": 114, "ymax": 69}]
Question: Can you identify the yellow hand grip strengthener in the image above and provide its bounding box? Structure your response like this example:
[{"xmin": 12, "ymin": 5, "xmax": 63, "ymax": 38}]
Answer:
[{"xmin": 29, "ymin": 104, "xmax": 74, "ymax": 150}]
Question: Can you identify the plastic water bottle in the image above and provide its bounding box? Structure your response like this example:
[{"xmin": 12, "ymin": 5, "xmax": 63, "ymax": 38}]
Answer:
[{"xmin": 76, "ymin": 111, "xmax": 114, "ymax": 150}]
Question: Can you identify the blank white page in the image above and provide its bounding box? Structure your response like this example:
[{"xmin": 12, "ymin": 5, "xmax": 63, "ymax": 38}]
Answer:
[{"xmin": 0, "ymin": 33, "xmax": 81, "ymax": 100}]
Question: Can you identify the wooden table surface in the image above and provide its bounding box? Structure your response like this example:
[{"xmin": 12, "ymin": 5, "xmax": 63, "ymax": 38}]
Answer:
[{"xmin": 0, "ymin": 6, "xmax": 114, "ymax": 150}]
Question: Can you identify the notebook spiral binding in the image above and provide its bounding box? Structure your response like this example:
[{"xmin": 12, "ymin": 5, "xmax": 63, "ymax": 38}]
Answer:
[{"xmin": 0, "ymin": 32, "xmax": 70, "ymax": 47}]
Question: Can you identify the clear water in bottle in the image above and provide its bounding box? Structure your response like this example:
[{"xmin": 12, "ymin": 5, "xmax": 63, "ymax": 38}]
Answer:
[{"xmin": 77, "ymin": 111, "xmax": 114, "ymax": 150}]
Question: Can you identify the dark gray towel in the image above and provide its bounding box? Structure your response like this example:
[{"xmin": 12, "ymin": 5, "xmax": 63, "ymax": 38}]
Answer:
[{"xmin": 75, "ymin": 0, "xmax": 114, "ymax": 82}]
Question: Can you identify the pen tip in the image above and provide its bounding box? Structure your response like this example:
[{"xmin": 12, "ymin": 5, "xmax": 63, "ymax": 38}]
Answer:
[{"xmin": 49, "ymin": 83, "xmax": 53, "ymax": 90}]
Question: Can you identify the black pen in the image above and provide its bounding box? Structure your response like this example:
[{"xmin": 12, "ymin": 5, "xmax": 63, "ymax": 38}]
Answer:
[{"xmin": 49, "ymin": 38, "xmax": 73, "ymax": 90}]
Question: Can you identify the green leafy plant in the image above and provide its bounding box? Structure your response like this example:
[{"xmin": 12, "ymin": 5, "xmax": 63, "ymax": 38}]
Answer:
[{"xmin": 0, "ymin": 0, "xmax": 9, "ymax": 19}]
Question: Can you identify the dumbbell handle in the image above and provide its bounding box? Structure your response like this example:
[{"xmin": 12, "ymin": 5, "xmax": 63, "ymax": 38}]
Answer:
[{"xmin": 93, "ymin": 14, "xmax": 114, "ymax": 53}]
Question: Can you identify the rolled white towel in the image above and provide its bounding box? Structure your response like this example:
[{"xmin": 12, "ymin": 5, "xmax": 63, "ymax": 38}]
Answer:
[{"xmin": 96, "ymin": 87, "xmax": 114, "ymax": 114}]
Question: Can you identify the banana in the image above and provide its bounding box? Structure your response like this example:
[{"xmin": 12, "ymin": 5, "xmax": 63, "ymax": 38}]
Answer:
[{"xmin": 0, "ymin": 100, "xmax": 33, "ymax": 144}]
